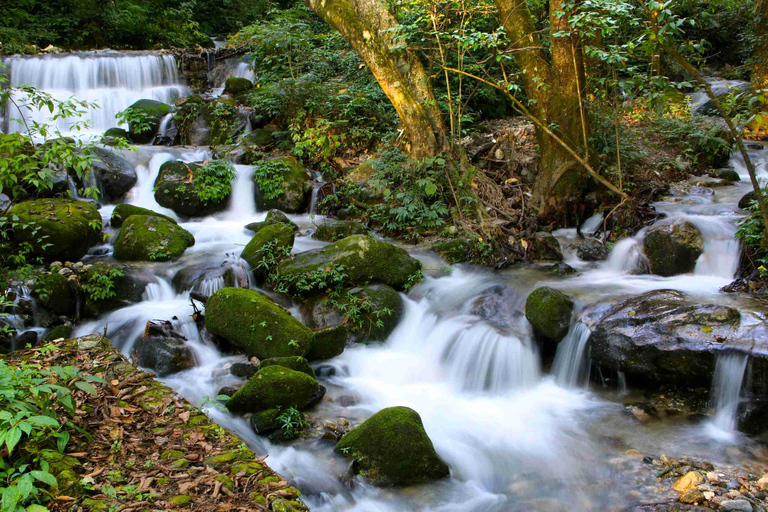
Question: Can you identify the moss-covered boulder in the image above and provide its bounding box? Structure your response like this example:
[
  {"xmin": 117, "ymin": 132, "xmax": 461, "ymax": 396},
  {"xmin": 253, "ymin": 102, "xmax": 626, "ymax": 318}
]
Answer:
[
  {"xmin": 110, "ymin": 203, "xmax": 177, "ymax": 228},
  {"xmin": 708, "ymin": 168, "xmax": 740, "ymax": 181},
  {"xmin": 42, "ymin": 324, "xmax": 73, "ymax": 341},
  {"xmin": 201, "ymin": 98, "xmax": 246, "ymax": 146},
  {"xmin": 524, "ymin": 287, "xmax": 574, "ymax": 342},
  {"xmin": 314, "ymin": 220, "xmax": 368, "ymax": 242},
  {"xmin": 33, "ymin": 273, "xmax": 77, "ymax": 316},
  {"xmin": 88, "ymin": 147, "xmax": 137, "ymax": 201},
  {"xmin": 226, "ymin": 366, "xmax": 320, "ymax": 414},
  {"xmin": 245, "ymin": 209, "xmax": 298, "ymax": 234},
  {"xmin": 81, "ymin": 263, "xmax": 149, "ymax": 317},
  {"xmin": 576, "ymin": 238, "xmax": 608, "ymax": 262},
  {"xmin": 306, "ymin": 325, "xmax": 348, "ymax": 361},
  {"xmin": 259, "ymin": 356, "xmax": 315, "ymax": 378},
  {"xmin": 275, "ymin": 235, "xmax": 422, "ymax": 297},
  {"xmin": 739, "ymin": 190, "xmax": 758, "ymax": 209},
  {"xmin": 300, "ymin": 284, "xmax": 403, "ymax": 344},
  {"xmin": 527, "ymin": 232, "xmax": 563, "ymax": 261},
  {"xmin": 205, "ymin": 288, "xmax": 312, "ymax": 359},
  {"xmin": 252, "ymin": 157, "xmax": 312, "ymax": 213},
  {"xmin": 125, "ymin": 99, "xmax": 173, "ymax": 144},
  {"xmin": 250, "ymin": 408, "xmax": 282, "ymax": 435},
  {"xmin": 154, "ymin": 160, "xmax": 232, "ymax": 217},
  {"xmin": 8, "ymin": 199, "xmax": 102, "ymax": 261},
  {"xmin": 113, "ymin": 215, "xmax": 195, "ymax": 262},
  {"xmin": 240, "ymin": 224, "xmax": 295, "ymax": 278},
  {"xmin": 335, "ymin": 406, "xmax": 449, "ymax": 486},
  {"xmin": 433, "ymin": 238, "xmax": 473, "ymax": 264},
  {"xmin": 102, "ymin": 127, "xmax": 130, "ymax": 145},
  {"xmin": 224, "ymin": 77, "xmax": 254, "ymax": 96},
  {"xmin": 643, "ymin": 221, "xmax": 703, "ymax": 277}
]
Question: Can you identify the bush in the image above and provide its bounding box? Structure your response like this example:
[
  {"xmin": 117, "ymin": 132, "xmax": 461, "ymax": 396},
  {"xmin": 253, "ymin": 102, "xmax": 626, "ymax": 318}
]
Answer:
[{"xmin": 192, "ymin": 160, "xmax": 237, "ymax": 205}]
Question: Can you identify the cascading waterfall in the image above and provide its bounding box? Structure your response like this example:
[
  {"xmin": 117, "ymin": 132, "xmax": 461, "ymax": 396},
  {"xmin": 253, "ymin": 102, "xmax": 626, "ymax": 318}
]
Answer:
[
  {"xmin": 552, "ymin": 321, "xmax": 592, "ymax": 388},
  {"xmin": 707, "ymin": 350, "xmax": 750, "ymax": 440},
  {"xmin": 3, "ymin": 52, "xmax": 188, "ymax": 138}
]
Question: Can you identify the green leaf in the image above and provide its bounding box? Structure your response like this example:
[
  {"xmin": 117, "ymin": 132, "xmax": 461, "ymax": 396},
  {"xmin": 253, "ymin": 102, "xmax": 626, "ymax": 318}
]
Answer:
[
  {"xmin": 5, "ymin": 427, "xmax": 22, "ymax": 454},
  {"xmin": 701, "ymin": 326, "xmax": 713, "ymax": 333},
  {"xmin": 28, "ymin": 415, "xmax": 60, "ymax": 428},
  {"xmin": 26, "ymin": 505, "xmax": 50, "ymax": 512},
  {"xmin": 75, "ymin": 381, "xmax": 97, "ymax": 396},
  {"xmin": 57, "ymin": 431, "xmax": 70, "ymax": 452},
  {"xmin": 31, "ymin": 470, "xmax": 57, "ymax": 487}
]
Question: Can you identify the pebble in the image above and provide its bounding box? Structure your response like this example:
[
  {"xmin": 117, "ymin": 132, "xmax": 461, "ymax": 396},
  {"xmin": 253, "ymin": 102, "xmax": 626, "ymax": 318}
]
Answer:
[
  {"xmin": 719, "ymin": 499, "xmax": 753, "ymax": 512},
  {"xmin": 679, "ymin": 488, "xmax": 705, "ymax": 504},
  {"xmin": 757, "ymin": 476, "xmax": 768, "ymax": 491},
  {"xmin": 673, "ymin": 471, "xmax": 705, "ymax": 492},
  {"xmin": 726, "ymin": 480, "xmax": 742, "ymax": 490},
  {"xmin": 58, "ymin": 268, "xmax": 74, "ymax": 276}
]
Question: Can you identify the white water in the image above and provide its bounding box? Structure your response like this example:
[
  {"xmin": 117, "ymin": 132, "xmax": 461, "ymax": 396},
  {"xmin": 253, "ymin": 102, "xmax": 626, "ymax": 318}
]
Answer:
[
  {"xmin": 706, "ymin": 351, "xmax": 750, "ymax": 442},
  {"xmin": 3, "ymin": 52, "xmax": 188, "ymax": 139},
  {"xmin": 552, "ymin": 321, "xmax": 592, "ymax": 388}
]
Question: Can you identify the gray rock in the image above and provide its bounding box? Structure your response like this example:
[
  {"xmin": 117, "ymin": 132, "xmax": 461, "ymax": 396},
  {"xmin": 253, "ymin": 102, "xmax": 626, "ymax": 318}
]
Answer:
[
  {"xmin": 132, "ymin": 320, "xmax": 195, "ymax": 377},
  {"xmin": 720, "ymin": 499, "xmax": 753, "ymax": 512},
  {"xmin": 88, "ymin": 147, "xmax": 137, "ymax": 201},
  {"xmin": 576, "ymin": 238, "xmax": 608, "ymax": 261},
  {"xmin": 643, "ymin": 221, "xmax": 703, "ymax": 276}
]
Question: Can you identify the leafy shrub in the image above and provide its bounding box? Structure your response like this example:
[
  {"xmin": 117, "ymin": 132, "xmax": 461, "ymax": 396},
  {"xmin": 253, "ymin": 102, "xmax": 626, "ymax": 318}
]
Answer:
[
  {"xmin": 81, "ymin": 267, "xmax": 125, "ymax": 302},
  {"xmin": 192, "ymin": 160, "xmax": 237, "ymax": 205},
  {"xmin": 736, "ymin": 195, "xmax": 768, "ymax": 271},
  {"xmin": 115, "ymin": 107, "xmax": 155, "ymax": 135},
  {"xmin": 252, "ymin": 160, "xmax": 290, "ymax": 201},
  {"xmin": 276, "ymin": 406, "xmax": 306, "ymax": 440}
]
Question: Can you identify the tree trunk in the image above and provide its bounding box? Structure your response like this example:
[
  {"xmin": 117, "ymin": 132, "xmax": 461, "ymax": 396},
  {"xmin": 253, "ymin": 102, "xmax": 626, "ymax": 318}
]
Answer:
[
  {"xmin": 749, "ymin": 0, "xmax": 768, "ymax": 139},
  {"xmin": 304, "ymin": 0, "xmax": 448, "ymax": 158}
]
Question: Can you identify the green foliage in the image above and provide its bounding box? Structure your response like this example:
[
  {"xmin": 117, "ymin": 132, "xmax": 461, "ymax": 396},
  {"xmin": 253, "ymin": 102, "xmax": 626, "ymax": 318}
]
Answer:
[
  {"xmin": 276, "ymin": 406, "xmax": 306, "ymax": 440},
  {"xmin": 0, "ymin": 355, "xmax": 105, "ymax": 511},
  {"xmin": 325, "ymin": 291, "xmax": 393, "ymax": 333},
  {"xmin": 736, "ymin": 195, "xmax": 768, "ymax": 269},
  {"xmin": 269, "ymin": 263, "xmax": 347, "ymax": 295},
  {"xmin": 192, "ymin": 160, "xmax": 236, "ymax": 205},
  {"xmin": 81, "ymin": 268, "xmax": 125, "ymax": 302},
  {"xmin": 253, "ymin": 239, "xmax": 293, "ymax": 272},
  {"xmin": 115, "ymin": 107, "xmax": 154, "ymax": 135},
  {"xmin": 252, "ymin": 160, "xmax": 290, "ymax": 201}
]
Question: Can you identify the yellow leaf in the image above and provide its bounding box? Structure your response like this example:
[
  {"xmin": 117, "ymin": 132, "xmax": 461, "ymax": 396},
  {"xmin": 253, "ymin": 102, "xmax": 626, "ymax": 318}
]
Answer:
[
  {"xmin": 520, "ymin": 239, "xmax": 528, "ymax": 250},
  {"xmin": 701, "ymin": 326, "xmax": 713, "ymax": 333}
]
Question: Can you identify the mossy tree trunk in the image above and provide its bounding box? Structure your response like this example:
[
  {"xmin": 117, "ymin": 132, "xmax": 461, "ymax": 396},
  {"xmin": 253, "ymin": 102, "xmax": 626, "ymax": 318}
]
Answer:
[
  {"xmin": 750, "ymin": 0, "xmax": 768, "ymax": 138},
  {"xmin": 304, "ymin": 0, "xmax": 449, "ymax": 159},
  {"xmin": 495, "ymin": 0, "xmax": 594, "ymax": 217}
]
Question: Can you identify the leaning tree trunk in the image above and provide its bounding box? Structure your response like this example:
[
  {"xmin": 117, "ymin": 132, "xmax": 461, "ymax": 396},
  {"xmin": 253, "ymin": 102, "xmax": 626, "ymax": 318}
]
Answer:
[
  {"xmin": 749, "ymin": 0, "xmax": 768, "ymax": 139},
  {"xmin": 304, "ymin": 0, "xmax": 449, "ymax": 159}
]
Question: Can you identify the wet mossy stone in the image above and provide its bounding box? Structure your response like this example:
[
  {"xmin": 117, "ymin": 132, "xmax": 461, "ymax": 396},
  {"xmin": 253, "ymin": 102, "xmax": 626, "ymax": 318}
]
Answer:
[
  {"xmin": 248, "ymin": 128, "xmax": 273, "ymax": 147},
  {"xmin": 113, "ymin": 215, "xmax": 195, "ymax": 262},
  {"xmin": 8, "ymin": 199, "xmax": 102, "ymax": 261},
  {"xmin": 154, "ymin": 160, "xmax": 231, "ymax": 217},
  {"xmin": 306, "ymin": 324, "xmax": 348, "ymax": 361},
  {"xmin": 433, "ymin": 238, "xmax": 473, "ymax": 264},
  {"xmin": 708, "ymin": 168, "xmax": 740, "ymax": 182},
  {"xmin": 739, "ymin": 190, "xmax": 759, "ymax": 210},
  {"xmin": 314, "ymin": 220, "xmax": 368, "ymax": 242},
  {"xmin": 231, "ymin": 362, "xmax": 259, "ymax": 379},
  {"xmin": 205, "ymin": 287, "xmax": 312, "ymax": 359},
  {"xmin": 252, "ymin": 157, "xmax": 312, "ymax": 213},
  {"xmin": 33, "ymin": 272, "xmax": 76, "ymax": 316},
  {"xmin": 259, "ymin": 356, "xmax": 315, "ymax": 378},
  {"xmin": 103, "ymin": 127, "xmax": 130, "ymax": 144},
  {"xmin": 528, "ymin": 232, "xmax": 563, "ymax": 262},
  {"xmin": 42, "ymin": 324, "xmax": 72, "ymax": 341},
  {"xmin": 245, "ymin": 209, "xmax": 298, "ymax": 234},
  {"xmin": 225, "ymin": 365, "xmax": 320, "ymax": 414},
  {"xmin": 524, "ymin": 286, "xmax": 574, "ymax": 343},
  {"xmin": 276, "ymin": 235, "xmax": 422, "ymax": 297},
  {"xmin": 126, "ymin": 99, "xmax": 172, "ymax": 144},
  {"xmin": 250, "ymin": 408, "xmax": 282, "ymax": 435},
  {"xmin": 132, "ymin": 331, "xmax": 195, "ymax": 377},
  {"xmin": 201, "ymin": 99, "xmax": 246, "ymax": 146},
  {"xmin": 335, "ymin": 406, "xmax": 449, "ymax": 486},
  {"xmin": 224, "ymin": 77, "xmax": 254, "ymax": 96},
  {"xmin": 642, "ymin": 221, "xmax": 703, "ymax": 277},
  {"xmin": 111, "ymin": 203, "xmax": 176, "ymax": 228},
  {"xmin": 300, "ymin": 284, "xmax": 404, "ymax": 344},
  {"xmin": 82, "ymin": 262, "xmax": 149, "ymax": 317},
  {"xmin": 88, "ymin": 147, "xmax": 137, "ymax": 201},
  {"xmin": 240, "ymin": 224, "xmax": 295, "ymax": 278},
  {"xmin": 576, "ymin": 238, "xmax": 608, "ymax": 262}
]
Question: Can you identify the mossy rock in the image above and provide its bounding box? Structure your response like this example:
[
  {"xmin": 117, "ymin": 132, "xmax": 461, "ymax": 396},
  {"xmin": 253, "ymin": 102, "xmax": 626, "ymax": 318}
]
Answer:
[
  {"xmin": 240, "ymin": 224, "xmax": 295, "ymax": 278},
  {"xmin": 708, "ymin": 168, "xmax": 740, "ymax": 181},
  {"xmin": 247, "ymin": 128, "xmax": 274, "ymax": 147},
  {"xmin": 126, "ymin": 99, "xmax": 172, "ymax": 144},
  {"xmin": 433, "ymin": 239, "xmax": 473, "ymax": 264},
  {"xmin": 133, "ymin": 332, "xmax": 195, "ymax": 377},
  {"xmin": 259, "ymin": 356, "xmax": 315, "ymax": 378},
  {"xmin": 245, "ymin": 210, "xmax": 299, "ymax": 234},
  {"xmin": 113, "ymin": 215, "xmax": 195, "ymax": 262},
  {"xmin": 111, "ymin": 203, "xmax": 176, "ymax": 228},
  {"xmin": 306, "ymin": 324, "xmax": 348, "ymax": 361},
  {"xmin": 82, "ymin": 499, "xmax": 109, "ymax": 511},
  {"xmin": 271, "ymin": 499, "xmax": 295, "ymax": 512},
  {"xmin": 524, "ymin": 287, "xmax": 574, "ymax": 342},
  {"xmin": 224, "ymin": 77, "xmax": 254, "ymax": 96},
  {"xmin": 33, "ymin": 272, "xmax": 76, "ymax": 316},
  {"xmin": 314, "ymin": 220, "xmax": 368, "ymax": 242},
  {"xmin": 345, "ymin": 160, "xmax": 376, "ymax": 184},
  {"xmin": 226, "ymin": 365, "xmax": 320, "ymax": 414},
  {"xmin": 8, "ymin": 199, "xmax": 102, "ymax": 262},
  {"xmin": 42, "ymin": 324, "xmax": 72, "ymax": 341},
  {"xmin": 335, "ymin": 406, "xmax": 449, "ymax": 486},
  {"xmin": 82, "ymin": 262, "xmax": 149, "ymax": 317},
  {"xmin": 250, "ymin": 408, "xmax": 282, "ymax": 435},
  {"xmin": 205, "ymin": 287, "xmax": 312, "ymax": 359},
  {"xmin": 103, "ymin": 127, "xmax": 130, "ymax": 145},
  {"xmin": 88, "ymin": 147, "xmax": 137, "ymax": 201},
  {"xmin": 300, "ymin": 284, "xmax": 403, "ymax": 344},
  {"xmin": 170, "ymin": 495, "xmax": 193, "ymax": 507},
  {"xmin": 201, "ymin": 99, "xmax": 245, "ymax": 146},
  {"xmin": 642, "ymin": 221, "xmax": 703, "ymax": 277},
  {"xmin": 154, "ymin": 160, "xmax": 231, "ymax": 217},
  {"xmin": 528, "ymin": 232, "xmax": 563, "ymax": 262},
  {"xmin": 252, "ymin": 157, "xmax": 312, "ymax": 213},
  {"xmin": 276, "ymin": 235, "xmax": 422, "ymax": 297},
  {"xmin": 203, "ymin": 449, "xmax": 253, "ymax": 469}
]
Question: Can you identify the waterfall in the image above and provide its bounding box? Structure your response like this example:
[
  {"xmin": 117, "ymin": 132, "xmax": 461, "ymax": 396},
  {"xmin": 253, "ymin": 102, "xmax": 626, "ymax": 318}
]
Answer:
[
  {"xmin": 3, "ymin": 52, "xmax": 188, "ymax": 139},
  {"xmin": 707, "ymin": 350, "xmax": 750, "ymax": 439},
  {"xmin": 552, "ymin": 321, "xmax": 592, "ymax": 388}
]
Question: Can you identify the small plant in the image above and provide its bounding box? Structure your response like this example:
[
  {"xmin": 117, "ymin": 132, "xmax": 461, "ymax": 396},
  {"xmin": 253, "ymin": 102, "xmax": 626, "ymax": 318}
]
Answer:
[
  {"xmin": 252, "ymin": 160, "xmax": 290, "ymax": 201},
  {"xmin": 326, "ymin": 290, "xmax": 393, "ymax": 333},
  {"xmin": 269, "ymin": 263, "xmax": 348, "ymax": 296},
  {"xmin": 116, "ymin": 107, "xmax": 155, "ymax": 135},
  {"xmin": 82, "ymin": 267, "xmax": 125, "ymax": 302},
  {"xmin": 254, "ymin": 239, "xmax": 293, "ymax": 272},
  {"xmin": 192, "ymin": 160, "xmax": 236, "ymax": 205},
  {"xmin": 276, "ymin": 406, "xmax": 307, "ymax": 440},
  {"xmin": 403, "ymin": 268, "xmax": 424, "ymax": 291}
]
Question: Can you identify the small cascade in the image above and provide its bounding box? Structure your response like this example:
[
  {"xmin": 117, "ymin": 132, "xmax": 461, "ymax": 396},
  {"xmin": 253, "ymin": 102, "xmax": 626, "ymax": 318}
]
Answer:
[
  {"xmin": 580, "ymin": 213, "xmax": 604, "ymax": 237},
  {"xmin": 552, "ymin": 321, "xmax": 592, "ymax": 388},
  {"xmin": 604, "ymin": 237, "xmax": 643, "ymax": 273},
  {"xmin": 707, "ymin": 350, "xmax": 750, "ymax": 439},
  {"xmin": 199, "ymin": 276, "xmax": 226, "ymax": 296},
  {"xmin": 155, "ymin": 113, "xmax": 177, "ymax": 145},
  {"xmin": 221, "ymin": 164, "xmax": 257, "ymax": 219}
]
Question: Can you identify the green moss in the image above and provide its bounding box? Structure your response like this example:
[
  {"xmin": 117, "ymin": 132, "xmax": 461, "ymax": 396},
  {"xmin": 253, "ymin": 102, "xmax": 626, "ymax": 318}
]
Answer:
[
  {"xmin": 187, "ymin": 414, "xmax": 209, "ymax": 426},
  {"xmin": 103, "ymin": 127, "xmax": 130, "ymax": 144},
  {"xmin": 224, "ymin": 77, "xmax": 254, "ymax": 96},
  {"xmin": 205, "ymin": 287, "xmax": 312, "ymax": 359},
  {"xmin": 42, "ymin": 324, "xmax": 73, "ymax": 341},
  {"xmin": 113, "ymin": 215, "xmax": 194, "ymax": 262},
  {"xmin": 433, "ymin": 239, "xmax": 473, "ymax": 264},
  {"xmin": 252, "ymin": 157, "xmax": 311, "ymax": 213},
  {"xmin": 157, "ymin": 478, "xmax": 170, "ymax": 486},
  {"xmin": 41, "ymin": 451, "xmax": 80, "ymax": 474},
  {"xmin": 33, "ymin": 273, "xmax": 76, "ymax": 316},
  {"xmin": 111, "ymin": 203, "xmax": 176, "ymax": 228},
  {"xmin": 82, "ymin": 498, "xmax": 109, "ymax": 511},
  {"xmin": 240, "ymin": 224, "xmax": 295, "ymax": 271},
  {"xmin": 335, "ymin": 406, "xmax": 449, "ymax": 486},
  {"xmin": 56, "ymin": 469, "xmax": 85, "ymax": 497},
  {"xmin": 258, "ymin": 357, "xmax": 315, "ymax": 378},
  {"xmin": 169, "ymin": 494, "xmax": 193, "ymax": 507},
  {"xmin": 214, "ymin": 474, "xmax": 234, "ymax": 491},
  {"xmin": 232, "ymin": 461, "xmax": 263, "ymax": 475},
  {"xmin": 271, "ymin": 498, "xmax": 294, "ymax": 512},
  {"xmin": 160, "ymin": 449, "xmax": 186, "ymax": 460},
  {"xmin": 172, "ymin": 458, "xmax": 190, "ymax": 468},
  {"xmin": 314, "ymin": 220, "xmax": 368, "ymax": 242},
  {"xmin": 306, "ymin": 325, "xmax": 347, "ymax": 361},
  {"xmin": 153, "ymin": 160, "xmax": 233, "ymax": 217},
  {"xmin": 9, "ymin": 199, "xmax": 102, "ymax": 261},
  {"xmin": 226, "ymin": 366, "xmax": 319, "ymax": 414},
  {"xmin": 203, "ymin": 449, "xmax": 253, "ymax": 470},
  {"xmin": 250, "ymin": 492, "xmax": 266, "ymax": 505},
  {"xmin": 524, "ymin": 287, "xmax": 574, "ymax": 342},
  {"xmin": 258, "ymin": 475, "xmax": 281, "ymax": 485}
]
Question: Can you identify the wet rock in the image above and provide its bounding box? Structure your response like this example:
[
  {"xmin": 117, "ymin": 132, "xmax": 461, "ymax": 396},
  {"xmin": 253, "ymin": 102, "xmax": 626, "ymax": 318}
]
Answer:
[
  {"xmin": 103, "ymin": 127, "xmax": 130, "ymax": 144},
  {"xmin": 528, "ymin": 232, "xmax": 563, "ymax": 261},
  {"xmin": 230, "ymin": 362, "xmax": 259, "ymax": 380},
  {"xmin": 217, "ymin": 386, "xmax": 238, "ymax": 398},
  {"xmin": 42, "ymin": 324, "xmax": 73, "ymax": 341},
  {"xmin": 306, "ymin": 325, "xmax": 348, "ymax": 361},
  {"xmin": 335, "ymin": 406, "xmax": 450, "ymax": 486},
  {"xmin": 246, "ymin": 129, "xmax": 273, "ymax": 147},
  {"xmin": 225, "ymin": 366, "xmax": 320, "ymax": 414},
  {"xmin": 171, "ymin": 254, "xmax": 251, "ymax": 294},
  {"xmin": 736, "ymin": 398, "xmax": 768, "ymax": 435},
  {"xmin": 126, "ymin": 99, "xmax": 173, "ymax": 144},
  {"xmin": 245, "ymin": 210, "xmax": 299, "ymax": 234},
  {"xmin": 674, "ymin": 471, "xmax": 705, "ymax": 492},
  {"xmin": 720, "ymin": 500, "xmax": 753, "ymax": 512},
  {"xmin": 8, "ymin": 199, "xmax": 102, "ymax": 262},
  {"xmin": 205, "ymin": 287, "xmax": 313, "ymax": 359},
  {"xmin": 113, "ymin": 215, "xmax": 195, "ymax": 262},
  {"xmin": 252, "ymin": 157, "xmax": 312, "ymax": 213},
  {"xmin": 708, "ymin": 168, "xmax": 740, "ymax": 182},
  {"xmin": 240, "ymin": 224, "xmax": 295, "ymax": 279},
  {"xmin": 625, "ymin": 403, "xmax": 658, "ymax": 423},
  {"xmin": 524, "ymin": 287, "xmax": 573, "ymax": 342},
  {"xmin": 132, "ymin": 320, "xmax": 195, "ymax": 377},
  {"xmin": 258, "ymin": 356, "xmax": 315, "ymax": 378},
  {"xmin": 643, "ymin": 221, "xmax": 703, "ymax": 276},
  {"xmin": 224, "ymin": 77, "xmax": 254, "ymax": 96},
  {"xmin": 576, "ymin": 238, "xmax": 608, "ymax": 261},
  {"xmin": 250, "ymin": 408, "xmax": 281, "ymax": 435},
  {"xmin": 687, "ymin": 175, "xmax": 733, "ymax": 188},
  {"xmin": 679, "ymin": 488, "xmax": 706, "ymax": 504},
  {"xmin": 582, "ymin": 290, "xmax": 743, "ymax": 386},
  {"xmin": 548, "ymin": 262, "xmax": 577, "ymax": 275},
  {"xmin": 33, "ymin": 273, "xmax": 77, "ymax": 317},
  {"xmin": 154, "ymin": 160, "xmax": 232, "ymax": 217},
  {"xmin": 88, "ymin": 147, "xmax": 137, "ymax": 201},
  {"xmin": 276, "ymin": 235, "xmax": 422, "ymax": 297},
  {"xmin": 300, "ymin": 284, "xmax": 404, "ymax": 344},
  {"xmin": 432, "ymin": 238, "xmax": 474, "ymax": 264},
  {"xmin": 313, "ymin": 220, "xmax": 368, "ymax": 242},
  {"xmin": 739, "ymin": 191, "xmax": 759, "ymax": 210},
  {"xmin": 111, "ymin": 203, "xmax": 177, "ymax": 228},
  {"xmin": 81, "ymin": 263, "xmax": 151, "ymax": 318}
]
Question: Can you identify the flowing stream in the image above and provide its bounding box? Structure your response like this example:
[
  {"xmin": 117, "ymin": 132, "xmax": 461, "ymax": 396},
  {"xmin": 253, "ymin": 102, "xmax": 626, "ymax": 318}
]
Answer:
[{"xmin": 9, "ymin": 51, "xmax": 768, "ymax": 510}]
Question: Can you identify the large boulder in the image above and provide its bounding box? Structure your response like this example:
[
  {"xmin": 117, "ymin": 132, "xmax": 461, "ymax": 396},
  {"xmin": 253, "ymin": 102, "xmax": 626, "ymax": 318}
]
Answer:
[
  {"xmin": 252, "ymin": 157, "xmax": 312, "ymax": 213},
  {"xmin": 154, "ymin": 160, "xmax": 233, "ymax": 217},
  {"xmin": 642, "ymin": 221, "xmax": 703, "ymax": 277},
  {"xmin": 335, "ymin": 406, "xmax": 450, "ymax": 486},
  {"xmin": 739, "ymin": 190, "xmax": 758, "ymax": 210},
  {"xmin": 224, "ymin": 77, "xmax": 254, "ymax": 96},
  {"xmin": 81, "ymin": 263, "xmax": 150, "ymax": 318},
  {"xmin": 88, "ymin": 147, "xmax": 137, "ymax": 201},
  {"xmin": 524, "ymin": 287, "xmax": 574, "ymax": 342},
  {"xmin": 240, "ymin": 224, "xmax": 295, "ymax": 278},
  {"xmin": 582, "ymin": 290, "xmax": 748, "ymax": 386},
  {"xmin": 205, "ymin": 288, "xmax": 312, "ymax": 359},
  {"xmin": 8, "ymin": 199, "xmax": 102, "ymax": 261},
  {"xmin": 300, "ymin": 284, "xmax": 404, "ymax": 344},
  {"xmin": 576, "ymin": 238, "xmax": 608, "ymax": 261},
  {"xmin": 124, "ymin": 99, "xmax": 173, "ymax": 144},
  {"xmin": 225, "ymin": 365, "xmax": 320, "ymax": 414},
  {"xmin": 245, "ymin": 209, "xmax": 298, "ymax": 234},
  {"xmin": 201, "ymin": 98, "xmax": 246, "ymax": 146},
  {"xmin": 33, "ymin": 273, "xmax": 77, "ymax": 317},
  {"xmin": 313, "ymin": 220, "xmax": 368, "ymax": 242},
  {"xmin": 132, "ymin": 321, "xmax": 195, "ymax": 377},
  {"xmin": 306, "ymin": 325, "xmax": 348, "ymax": 361},
  {"xmin": 275, "ymin": 235, "xmax": 422, "ymax": 297},
  {"xmin": 110, "ymin": 204, "xmax": 176, "ymax": 228},
  {"xmin": 113, "ymin": 215, "xmax": 195, "ymax": 262}
]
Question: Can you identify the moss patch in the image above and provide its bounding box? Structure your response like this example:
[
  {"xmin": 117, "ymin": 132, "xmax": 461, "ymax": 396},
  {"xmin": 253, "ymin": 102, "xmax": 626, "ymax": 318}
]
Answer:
[
  {"xmin": 226, "ymin": 366, "xmax": 320, "ymax": 414},
  {"xmin": 111, "ymin": 203, "xmax": 176, "ymax": 228},
  {"xmin": 113, "ymin": 215, "xmax": 194, "ymax": 262}
]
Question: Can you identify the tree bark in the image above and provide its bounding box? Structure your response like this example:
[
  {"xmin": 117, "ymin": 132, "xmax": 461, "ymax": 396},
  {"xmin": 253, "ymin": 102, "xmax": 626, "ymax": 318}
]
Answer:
[
  {"xmin": 304, "ymin": 0, "xmax": 448, "ymax": 158},
  {"xmin": 749, "ymin": 0, "xmax": 768, "ymax": 138}
]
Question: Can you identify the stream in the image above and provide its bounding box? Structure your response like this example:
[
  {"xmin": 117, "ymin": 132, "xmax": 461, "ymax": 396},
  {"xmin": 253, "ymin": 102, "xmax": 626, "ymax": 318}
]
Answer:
[{"xmin": 6, "ymin": 51, "xmax": 768, "ymax": 511}]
